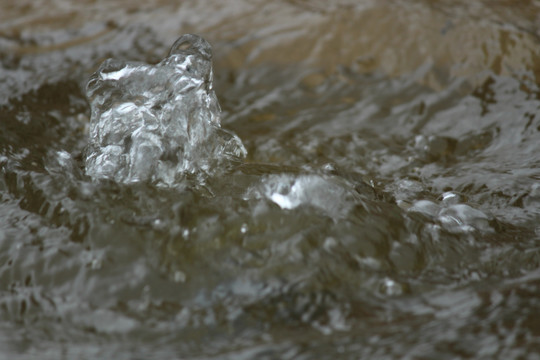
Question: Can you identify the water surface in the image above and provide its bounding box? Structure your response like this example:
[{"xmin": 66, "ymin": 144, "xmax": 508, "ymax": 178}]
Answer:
[{"xmin": 2, "ymin": 1, "xmax": 540, "ymax": 359}]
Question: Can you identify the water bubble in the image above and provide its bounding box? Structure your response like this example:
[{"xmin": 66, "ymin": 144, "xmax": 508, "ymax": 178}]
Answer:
[
  {"xmin": 240, "ymin": 223, "xmax": 248, "ymax": 234},
  {"xmin": 152, "ymin": 218, "xmax": 166, "ymax": 231},
  {"xmin": 438, "ymin": 204, "xmax": 493, "ymax": 233}
]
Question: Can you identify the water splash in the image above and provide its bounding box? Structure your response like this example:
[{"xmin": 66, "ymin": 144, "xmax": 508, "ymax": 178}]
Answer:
[
  {"xmin": 248, "ymin": 174, "xmax": 366, "ymax": 219},
  {"xmin": 84, "ymin": 34, "xmax": 246, "ymax": 185}
]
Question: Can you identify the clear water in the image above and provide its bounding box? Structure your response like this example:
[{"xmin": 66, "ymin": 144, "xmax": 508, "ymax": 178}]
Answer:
[
  {"xmin": 2, "ymin": 1, "xmax": 540, "ymax": 359},
  {"xmin": 85, "ymin": 34, "xmax": 245, "ymax": 185}
]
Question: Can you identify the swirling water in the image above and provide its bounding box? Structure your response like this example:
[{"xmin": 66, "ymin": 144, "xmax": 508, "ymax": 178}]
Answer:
[{"xmin": 2, "ymin": 1, "xmax": 540, "ymax": 359}]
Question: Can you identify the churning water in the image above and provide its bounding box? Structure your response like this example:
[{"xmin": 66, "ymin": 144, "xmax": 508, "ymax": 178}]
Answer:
[
  {"xmin": 85, "ymin": 34, "xmax": 246, "ymax": 185},
  {"xmin": 2, "ymin": 0, "xmax": 540, "ymax": 359}
]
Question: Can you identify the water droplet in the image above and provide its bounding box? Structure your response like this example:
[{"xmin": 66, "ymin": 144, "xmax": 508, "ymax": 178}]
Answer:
[
  {"xmin": 240, "ymin": 223, "xmax": 248, "ymax": 234},
  {"xmin": 441, "ymin": 191, "xmax": 462, "ymax": 205}
]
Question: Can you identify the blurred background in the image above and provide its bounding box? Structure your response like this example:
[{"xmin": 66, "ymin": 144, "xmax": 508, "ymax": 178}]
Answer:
[{"xmin": 2, "ymin": 0, "xmax": 540, "ymax": 359}]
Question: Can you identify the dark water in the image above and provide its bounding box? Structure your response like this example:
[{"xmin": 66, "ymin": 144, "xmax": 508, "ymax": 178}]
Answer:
[{"xmin": 2, "ymin": 0, "xmax": 540, "ymax": 359}]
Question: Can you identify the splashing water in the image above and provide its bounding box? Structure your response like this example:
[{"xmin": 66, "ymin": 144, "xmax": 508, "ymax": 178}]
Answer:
[
  {"xmin": 84, "ymin": 34, "xmax": 246, "ymax": 185},
  {"xmin": 4, "ymin": 1, "xmax": 540, "ymax": 358}
]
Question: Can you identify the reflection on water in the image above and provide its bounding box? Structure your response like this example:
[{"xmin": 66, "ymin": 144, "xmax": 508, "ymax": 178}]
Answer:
[{"xmin": 2, "ymin": 0, "xmax": 540, "ymax": 358}]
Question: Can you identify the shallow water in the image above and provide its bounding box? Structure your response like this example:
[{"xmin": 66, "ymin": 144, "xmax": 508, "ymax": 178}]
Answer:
[{"xmin": 2, "ymin": 0, "xmax": 540, "ymax": 359}]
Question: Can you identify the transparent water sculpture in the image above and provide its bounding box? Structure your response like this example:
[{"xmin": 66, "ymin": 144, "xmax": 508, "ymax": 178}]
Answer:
[{"xmin": 84, "ymin": 34, "xmax": 246, "ymax": 185}]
